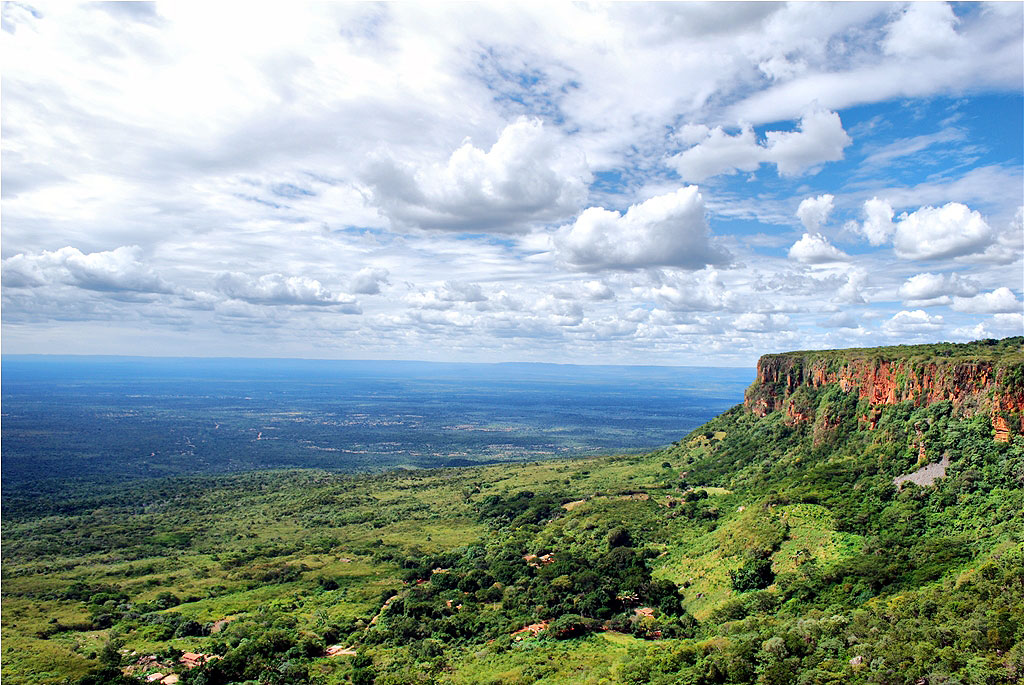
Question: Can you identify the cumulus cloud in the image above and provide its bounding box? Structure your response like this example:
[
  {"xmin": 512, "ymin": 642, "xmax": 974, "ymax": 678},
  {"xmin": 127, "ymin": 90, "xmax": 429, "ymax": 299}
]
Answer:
[
  {"xmin": 951, "ymin": 313, "xmax": 1024, "ymax": 341},
  {"xmin": 883, "ymin": 2, "xmax": 962, "ymax": 58},
  {"xmin": 670, "ymin": 125, "xmax": 762, "ymax": 181},
  {"xmin": 532, "ymin": 295, "xmax": 585, "ymax": 326},
  {"xmin": 671, "ymin": 107, "xmax": 851, "ymax": 181},
  {"xmin": 1, "ymin": 245, "xmax": 174, "ymax": 294},
  {"xmin": 992, "ymin": 312, "xmax": 1024, "ymax": 333},
  {"xmin": 959, "ymin": 204, "xmax": 1023, "ymax": 265},
  {"xmin": 215, "ymin": 272, "xmax": 360, "ymax": 309},
  {"xmin": 405, "ymin": 281, "xmax": 487, "ymax": 310},
  {"xmin": 581, "ymin": 280, "xmax": 615, "ymax": 301},
  {"xmin": 833, "ymin": 270, "xmax": 868, "ymax": 305},
  {"xmin": 856, "ymin": 197, "xmax": 897, "ymax": 246},
  {"xmin": 766, "ymin": 109, "xmax": 854, "ymax": 176},
  {"xmin": 551, "ymin": 280, "xmax": 616, "ymax": 302},
  {"xmin": 883, "ymin": 309, "xmax": 944, "ymax": 334},
  {"xmin": 350, "ymin": 267, "xmax": 390, "ymax": 295},
  {"xmin": 788, "ymin": 232, "xmax": 849, "ymax": 264},
  {"xmin": 758, "ymin": 55, "xmax": 808, "ymax": 82},
  {"xmin": 852, "ymin": 199, "xmax": 994, "ymax": 260},
  {"xmin": 732, "ymin": 312, "xmax": 791, "ymax": 333},
  {"xmin": 898, "ymin": 272, "xmax": 978, "ymax": 306},
  {"xmin": 950, "ymin": 287, "xmax": 1022, "ymax": 314},
  {"xmin": 893, "ymin": 202, "xmax": 994, "ymax": 260},
  {"xmin": 638, "ymin": 269, "xmax": 734, "ymax": 312},
  {"xmin": 553, "ymin": 186, "xmax": 730, "ymax": 271},
  {"xmin": 364, "ymin": 117, "xmax": 591, "ymax": 233},
  {"xmin": 796, "ymin": 193, "xmax": 834, "ymax": 231}
]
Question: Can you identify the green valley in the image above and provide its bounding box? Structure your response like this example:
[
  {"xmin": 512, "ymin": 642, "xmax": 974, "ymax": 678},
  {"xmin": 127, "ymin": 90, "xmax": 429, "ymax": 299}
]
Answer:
[{"xmin": 3, "ymin": 337, "xmax": 1023, "ymax": 684}]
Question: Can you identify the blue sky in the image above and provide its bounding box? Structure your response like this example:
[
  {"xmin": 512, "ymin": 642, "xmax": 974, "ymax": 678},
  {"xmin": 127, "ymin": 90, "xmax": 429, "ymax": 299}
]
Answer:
[{"xmin": 2, "ymin": 2, "xmax": 1022, "ymax": 366}]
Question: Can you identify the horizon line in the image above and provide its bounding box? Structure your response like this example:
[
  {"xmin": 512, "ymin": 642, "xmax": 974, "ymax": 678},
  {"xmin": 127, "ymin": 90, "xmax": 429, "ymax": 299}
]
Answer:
[{"xmin": 0, "ymin": 352, "xmax": 753, "ymax": 370}]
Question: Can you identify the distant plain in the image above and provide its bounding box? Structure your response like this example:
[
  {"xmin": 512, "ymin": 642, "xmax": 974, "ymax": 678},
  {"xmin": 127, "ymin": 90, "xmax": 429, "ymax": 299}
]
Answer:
[{"xmin": 1, "ymin": 356, "xmax": 752, "ymax": 491}]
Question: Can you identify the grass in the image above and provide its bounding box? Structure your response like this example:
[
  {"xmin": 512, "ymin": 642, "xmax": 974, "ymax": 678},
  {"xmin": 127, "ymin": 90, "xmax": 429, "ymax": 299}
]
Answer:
[
  {"xmin": 772, "ymin": 503, "xmax": 862, "ymax": 575},
  {"xmin": 441, "ymin": 634, "xmax": 641, "ymax": 685}
]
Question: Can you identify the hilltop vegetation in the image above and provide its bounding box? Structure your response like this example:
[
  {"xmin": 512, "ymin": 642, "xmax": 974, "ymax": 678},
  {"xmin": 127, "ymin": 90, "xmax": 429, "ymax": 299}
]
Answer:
[
  {"xmin": 2, "ymin": 340, "xmax": 1024, "ymax": 684},
  {"xmin": 757, "ymin": 335, "xmax": 1024, "ymax": 366}
]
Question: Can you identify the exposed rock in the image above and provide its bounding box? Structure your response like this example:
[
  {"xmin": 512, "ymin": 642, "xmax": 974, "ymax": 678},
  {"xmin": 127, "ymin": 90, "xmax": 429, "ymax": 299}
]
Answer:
[
  {"xmin": 325, "ymin": 645, "xmax": 357, "ymax": 657},
  {"xmin": 181, "ymin": 652, "xmax": 221, "ymax": 669},
  {"xmin": 744, "ymin": 340, "xmax": 1024, "ymax": 442},
  {"xmin": 210, "ymin": 617, "xmax": 236, "ymax": 633},
  {"xmin": 511, "ymin": 620, "xmax": 549, "ymax": 639},
  {"xmin": 895, "ymin": 453, "xmax": 952, "ymax": 489}
]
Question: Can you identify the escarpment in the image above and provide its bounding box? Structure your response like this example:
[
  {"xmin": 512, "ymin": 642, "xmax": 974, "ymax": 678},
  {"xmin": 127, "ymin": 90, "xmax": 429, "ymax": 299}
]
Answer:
[{"xmin": 744, "ymin": 337, "xmax": 1024, "ymax": 442}]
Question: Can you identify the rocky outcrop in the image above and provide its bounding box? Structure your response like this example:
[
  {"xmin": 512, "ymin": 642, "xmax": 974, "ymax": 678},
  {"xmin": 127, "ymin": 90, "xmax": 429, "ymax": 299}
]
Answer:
[{"xmin": 744, "ymin": 338, "xmax": 1024, "ymax": 442}]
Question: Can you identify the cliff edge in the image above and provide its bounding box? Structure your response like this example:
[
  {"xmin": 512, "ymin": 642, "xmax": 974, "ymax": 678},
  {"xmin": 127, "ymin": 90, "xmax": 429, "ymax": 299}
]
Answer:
[{"xmin": 744, "ymin": 336, "xmax": 1024, "ymax": 442}]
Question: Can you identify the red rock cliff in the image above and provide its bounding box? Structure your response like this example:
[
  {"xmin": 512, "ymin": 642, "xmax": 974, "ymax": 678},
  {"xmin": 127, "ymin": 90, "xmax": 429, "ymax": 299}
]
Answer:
[{"xmin": 743, "ymin": 339, "xmax": 1024, "ymax": 442}]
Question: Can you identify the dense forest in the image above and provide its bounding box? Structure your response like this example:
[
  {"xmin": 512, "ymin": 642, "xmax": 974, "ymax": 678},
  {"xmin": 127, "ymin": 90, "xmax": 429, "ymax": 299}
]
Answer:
[{"xmin": 2, "ymin": 338, "xmax": 1023, "ymax": 684}]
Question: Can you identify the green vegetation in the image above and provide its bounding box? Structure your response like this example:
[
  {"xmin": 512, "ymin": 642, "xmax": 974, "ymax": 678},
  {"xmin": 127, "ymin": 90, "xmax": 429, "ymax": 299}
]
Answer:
[
  {"xmin": 3, "ymin": 340, "xmax": 1024, "ymax": 684},
  {"xmin": 760, "ymin": 335, "xmax": 1024, "ymax": 366}
]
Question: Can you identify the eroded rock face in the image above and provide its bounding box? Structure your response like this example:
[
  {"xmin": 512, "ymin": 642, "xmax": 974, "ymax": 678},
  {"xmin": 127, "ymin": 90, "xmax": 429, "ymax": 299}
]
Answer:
[{"xmin": 744, "ymin": 342, "xmax": 1024, "ymax": 442}]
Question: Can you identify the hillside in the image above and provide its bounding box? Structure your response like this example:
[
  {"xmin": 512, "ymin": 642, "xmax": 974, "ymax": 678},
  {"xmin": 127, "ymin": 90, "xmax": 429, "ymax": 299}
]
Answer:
[{"xmin": 2, "ymin": 337, "xmax": 1023, "ymax": 685}]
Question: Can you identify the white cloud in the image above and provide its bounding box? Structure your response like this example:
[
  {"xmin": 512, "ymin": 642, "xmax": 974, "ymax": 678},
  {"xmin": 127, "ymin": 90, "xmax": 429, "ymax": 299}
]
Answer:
[
  {"xmin": 883, "ymin": 2, "xmax": 962, "ymax": 58},
  {"xmin": 968, "ymin": 204, "xmax": 1024, "ymax": 265},
  {"xmin": 363, "ymin": 117, "xmax": 591, "ymax": 233},
  {"xmin": 834, "ymin": 270, "xmax": 868, "ymax": 305},
  {"xmin": 758, "ymin": 55, "xmax": 807, "ymax": 82},
  {"xmin": 788, "ymin": 232, "xmax": 849, "ymax": 264},
  {"xmin": 639, "ymin": 269, "xmax": 733, "ymax": 312},
  {"xmin": 553, "ymin": 186, "xmax": 729, "ymax": 271},
  {"xmin": 405, "ymin": 281, "xmax": 487, "ymax": 309},
  {"xmin": 533, "ymin": 295, "xmax": 585, "ymax": 326},
  {"xmin": 992, "ymin": 312, "xmax": 1024, "ymax": 333},
  {"xmin": 551, "ymin": 279, "xmax": 616, "ymax": 302},
  {"xmin": 952, "ymin": 312, "xmax": 1024, "ymax": 341},
  {"xmin": 581, "ymin": 280, "xmax": 615, "ymax": 301},
  {"xmin": 671, "ymin": 107, "xmax": 851, "ymax": 182},
  {"xmin": 350, "ymin": 267, "xmax": 390, "ymax": 295},
  {"xmin": 898, "ymin": 272, "xmax": 978, "ymax": 306},
  {"xmin": 726, "ymin": 4, "xmax": 1022, "ymax": 125},
  {"xmin": 215, "ymin": 272, "xmax": 359, "ymax": 309},
  {"xmin": 852, "ymin": 199, "xmax": 995, "ymax": 260},
  {"xmin": 883, "ymin": 309, "xmax": 944, "ymax": 334},
  {"xmin": 820, "ymin": 311, "xmax": 860, "ymax": 329},
  {"xmin": 796, "ymin": 193, "xmax": 834, "ymax": 231},
  {"xmin": 1, "ymin": 3, "xmax": 1021, "ymax": 363},
  {"xmin": 856, "ymin": 197, "xmax": 897, "ymax": 246},
  {"xmin": 950, "ymin": 287, "xmax": 1021, "ymax": 314},
  {"xmin": 893, "ymin": 202, "xmax": 994, "ymax": 260},
  {"xmin": 670, "ymin": 125, "xmax": 762, "ymax": 182},
  {"xmin": 674, "ymin": 123, "xmax": 712, "ymax": 146},
  {"xmin": 764, "ymin": 108, "xmax": 853, "ymax": 176},
  {"xmin": 2, "ymin": 246, "xmax": 174, "ymax": 294},
  {"xmin": 732, "ymin": 312, "xmax": 791, "ymax": 333}
]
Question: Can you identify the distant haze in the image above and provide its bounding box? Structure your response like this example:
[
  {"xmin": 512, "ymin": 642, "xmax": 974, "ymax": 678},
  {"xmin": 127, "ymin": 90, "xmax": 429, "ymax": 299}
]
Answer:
[{"xmin": 1, "ymin": 356, "xmax": 753, "ymax": 489}]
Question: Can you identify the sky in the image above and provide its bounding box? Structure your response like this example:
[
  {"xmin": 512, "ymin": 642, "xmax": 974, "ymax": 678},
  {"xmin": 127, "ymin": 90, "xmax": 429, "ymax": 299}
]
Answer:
[{"xmin": 2, "ymin": 2, "xmax": 1022, "ymax": 367}]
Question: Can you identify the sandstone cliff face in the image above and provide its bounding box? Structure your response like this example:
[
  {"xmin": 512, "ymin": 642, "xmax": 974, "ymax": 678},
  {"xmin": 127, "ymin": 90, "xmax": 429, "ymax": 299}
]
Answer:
[{"xmin": 744, "ymin": 345, "xmax": 1024, "ymax": 442}]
